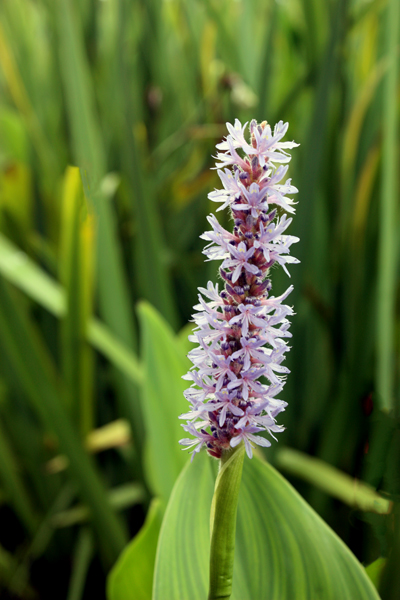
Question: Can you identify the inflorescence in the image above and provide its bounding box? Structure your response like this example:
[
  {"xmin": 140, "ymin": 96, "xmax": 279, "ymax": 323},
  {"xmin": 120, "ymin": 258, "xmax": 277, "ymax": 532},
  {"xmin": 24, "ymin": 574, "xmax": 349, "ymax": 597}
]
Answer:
[{"xmin": 179, "ymin": 119, "xmax": 299, "ymax": 460}]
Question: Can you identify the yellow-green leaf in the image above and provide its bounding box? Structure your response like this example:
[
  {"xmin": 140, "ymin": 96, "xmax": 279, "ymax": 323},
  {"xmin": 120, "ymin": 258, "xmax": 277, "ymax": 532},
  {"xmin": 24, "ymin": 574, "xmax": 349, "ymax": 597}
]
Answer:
[
  {"xmin": 153, "ymin": 452, "xmax": 380, "ymax": 600},
  {"xmin": 137, "ymin": 302, "xmax": 188, "ymax": 501},
  {"xmin": 107, "ymin": 499, "xmax": 163, "ymax": 600}
]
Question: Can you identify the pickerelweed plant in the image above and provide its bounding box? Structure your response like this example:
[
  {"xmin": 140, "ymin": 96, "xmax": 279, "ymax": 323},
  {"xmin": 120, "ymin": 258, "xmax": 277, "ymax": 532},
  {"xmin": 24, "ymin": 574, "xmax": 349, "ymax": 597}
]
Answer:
[{"xmin": 180, "ymin": 119, "xmax": 299, "ymax": 462}]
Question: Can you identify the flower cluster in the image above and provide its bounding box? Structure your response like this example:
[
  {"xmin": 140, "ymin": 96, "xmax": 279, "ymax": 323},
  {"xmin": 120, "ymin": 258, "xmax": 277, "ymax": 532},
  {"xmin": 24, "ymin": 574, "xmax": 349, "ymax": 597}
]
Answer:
[{"xmin": 179, "ymin": 119, "xmax": 299, "ymax": 460}]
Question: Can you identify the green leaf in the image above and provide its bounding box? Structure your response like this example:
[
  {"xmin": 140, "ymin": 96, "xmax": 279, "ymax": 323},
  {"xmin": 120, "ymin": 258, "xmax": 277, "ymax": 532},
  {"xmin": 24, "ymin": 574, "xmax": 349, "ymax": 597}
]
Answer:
[
  {"xmin": 51, "ymin": 483, "xmax": 145, "ymax": 528},
  {"xmin": 0, "ymin": 541, "xmax": 34, "ymax": 598},
  {"xmin": 153, "ymin": 452, "xmax": 380, "ymax": 600},
  {"xmin": 0, "ymin": 232, "xmax": 65, "ymax": 315},
  {"xmin": 0, "ymin": 276, "xmax": 128, "ymax": 563},
  {"xmin": 56, "ymin": 0, "xmax": 146, "ymax": 459},
  {"xmin": 0, "ymin": 20, "xmax": 57, "ymax": 186},
  {"xmin": 153, "ymin": 454, "xmax": 213, "ymax": 600},
  {"xmin": 87, "ymin": 320, "xmax": 143, "ymax": 385},
  {"xmin": 275, "ymin": 446, "xmax": 391, "ymax": 514},
  {"xmin": 137, "ymin": 302, "xmax": 189, "ymax": 501},
  {"xmin": 0, "ymin": 232, "xmax": 143, "ymax": 386},
  {"xmin": 59, "ymin": 166, "xmax": 95, "ymax": 435},
  {"xmin": 114, "ymin": 9, "xmax": 179, "ymax": 328},
  {"xmin": 56, "ymin": 0, "xmax": 137, "ymax": 350},
  {"xmin": 107, "ymin": 499, "xmax": 163, "ymax": 600},
  {"xmin": 66, "ymin": 528, "xmax": 94, "ymax": 600},
  {"xmin": 0, "ymin": 417, "xmax": 38, "ymax": 534},
  {"xmin": 365, "ymin": 557, "xmax": 386, "ymax": 589}
]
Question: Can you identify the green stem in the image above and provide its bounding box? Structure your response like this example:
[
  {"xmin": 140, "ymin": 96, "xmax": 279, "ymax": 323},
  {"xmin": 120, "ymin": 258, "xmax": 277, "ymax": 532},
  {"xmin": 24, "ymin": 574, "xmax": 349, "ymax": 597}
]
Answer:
[
  {"xmin": 376, "ymin": 0, "xmax": 399, "ymax": 412},
  {"xmin": 208, "ymin": 443, "xmax": 245, "ymax": 600}
]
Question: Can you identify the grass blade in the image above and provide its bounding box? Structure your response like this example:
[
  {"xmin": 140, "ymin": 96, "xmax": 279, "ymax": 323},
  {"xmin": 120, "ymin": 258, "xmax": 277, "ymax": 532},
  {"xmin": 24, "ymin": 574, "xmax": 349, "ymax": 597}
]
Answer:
[
  {"xmin": 56, "ymin": 0, "xmax": 146, "ymax": 462},
  {"xmin": 115, "ymin": 0, "xmax": 178, "ymax": 328},
  {"xmin": 0, "ymin": 20, "xmax": 57, "ymax": 184},
  {"xmin": 51, "ymin": 483, "xmax": 145, "ymax": 528},
  {"xmin": 0, "ymin": 417, "xmax": 38, "ymax": 534},
  {"xmin": 59, "ymin": 166, "xmax": 95, "ymax": 434},
  {"xmin": 0, "ymin": 232, "xmax": 143, "ymax": 385},
  {"xmin": 66, "ymin": 528, "xmax": 94, "ymax": 600},
  {"xmin": 56, "ymin": 0, "xmax": 137, "ymax": 349},
  {"xmin": 0, "ymin": 277, "xmax": 128, "ymax": 563},
  {"xmin": 0, "ymin": 542, "xmax": 34, "ymax": 599},
  {"xmin": 275, "ymin": 447, "xmax": 391, "ymax": 514}
]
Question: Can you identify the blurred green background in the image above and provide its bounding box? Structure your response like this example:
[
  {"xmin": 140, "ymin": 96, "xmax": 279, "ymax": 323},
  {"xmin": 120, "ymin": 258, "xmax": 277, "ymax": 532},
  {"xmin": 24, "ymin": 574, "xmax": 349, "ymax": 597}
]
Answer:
[{"xmin": 0, "ymin": 0, "xmax": 399, "ymax": 597}]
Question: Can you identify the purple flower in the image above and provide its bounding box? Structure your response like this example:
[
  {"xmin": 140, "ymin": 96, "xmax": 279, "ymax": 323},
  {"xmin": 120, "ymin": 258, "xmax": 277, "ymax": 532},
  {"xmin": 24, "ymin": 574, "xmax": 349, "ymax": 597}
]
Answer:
[
  {"xmin": 229, "ymin": 302, "xmax": 267, "ymax": 336},
  {"xmin": 201, "ymin": 215, "xmax": 238, "ymax": 261},
  {"xmin": 205, "ymin": 389, "xmax": 244, "ymax": 427},
  {"xmin": 227, "ymin": 366, "xmax": 269, "ymax": 401},
  {"xmin": 180, "ymin": 423, "xmax": 213, "ymax": 461},
  {"xmin": 179, "ymin": 119, "xmax": 298, "ymax": 460},
  {"xmin": 235, "ymin": 182, "xmax": 269, "ymax": 218},
  {"xmin": 208, "ymin": 168, "xmax": 242, "ymax": 211},
  {"xmin": 208, "ymin": 353, "xmax": 237, "ymax": 391},
  {"xmin": 230, "ymin": 424, "xmax": 271, "ymax": 459},
  {"xmin": 231, "ymin": 336, "xmax": 266, "ymax": 370},
  {"xmin": 215, "ymin": 119, "xmax": 299, "ymax": 170},
  {"xmin": 222, "ymin": 242, "xmax": 259, "ymax": 283}
]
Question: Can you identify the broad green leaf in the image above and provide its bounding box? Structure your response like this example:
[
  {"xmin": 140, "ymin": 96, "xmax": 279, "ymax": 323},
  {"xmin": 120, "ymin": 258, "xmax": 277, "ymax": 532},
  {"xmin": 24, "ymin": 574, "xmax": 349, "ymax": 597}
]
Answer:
[
  {"xmin": 107, "ymin": 499, "xmax": 163, "ymax": 600},
  {"xmin": 153, "ymin": 451, "xmax": 380, "ymax": 600},
  {"xmin": 137, "ymin": 302, "xmax": 188, "ymax": 501},
  {"xmin": 153, "ymin": 454, "xmax": 213, "ymax": 600},
  {"xmin": 365, "ymin": 557, "xmax": 386, "ymax": 589}
]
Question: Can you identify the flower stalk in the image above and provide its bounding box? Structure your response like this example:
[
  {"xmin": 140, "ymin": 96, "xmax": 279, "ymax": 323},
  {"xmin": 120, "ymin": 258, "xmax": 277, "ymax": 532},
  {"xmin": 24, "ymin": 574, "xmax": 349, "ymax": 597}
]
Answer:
[
  {"xmin": 208, "ymin": 443, "xmax": 245, "ymax": 600},
  {"xmin": 179, "ymin": 118, "xmax": 298, "ymax": 600},
  {"xmin": 179, "ymin": 119, "xmax": 299, "ymax": 461}
]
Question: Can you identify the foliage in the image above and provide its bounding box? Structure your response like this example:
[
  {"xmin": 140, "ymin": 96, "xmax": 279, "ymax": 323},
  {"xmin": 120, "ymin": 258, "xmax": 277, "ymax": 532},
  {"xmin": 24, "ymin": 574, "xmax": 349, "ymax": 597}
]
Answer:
[
  {"xmin": 149, "ymin": 451, "xmax": 379, "ymax": 600},
  {"xmin": 0, "ymin": 0, "xmax": 398, "ymax": 598}
]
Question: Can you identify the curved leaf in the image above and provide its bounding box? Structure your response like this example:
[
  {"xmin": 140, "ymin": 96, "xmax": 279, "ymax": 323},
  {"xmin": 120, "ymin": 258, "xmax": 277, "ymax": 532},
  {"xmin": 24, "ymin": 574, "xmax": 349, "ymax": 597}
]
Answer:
[
  {"xmin": 137, "ymin": 302, "xmax": 189, "ymax": 501},
  {"xmin": 153, "ymin": 454, "xmax": 213, "ymax": 600},
  {"xmin": 365, "ymin": 558, "xmax": 386, "ymax": 590},
  {"xmin": 153, "ymin": 451, "xmax": 380, "ymax": 600},
  {"xmin": 107, "ymin": 499, "xmax": 163, "ymax": 600}
]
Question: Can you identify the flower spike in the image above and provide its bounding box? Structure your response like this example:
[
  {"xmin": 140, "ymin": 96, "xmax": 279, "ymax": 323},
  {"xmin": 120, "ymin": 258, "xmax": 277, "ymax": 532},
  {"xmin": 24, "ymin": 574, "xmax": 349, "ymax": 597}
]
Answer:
[{"xmin": 180, "ymin": 119, "xmax": 299, "ymax": 460}]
